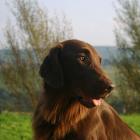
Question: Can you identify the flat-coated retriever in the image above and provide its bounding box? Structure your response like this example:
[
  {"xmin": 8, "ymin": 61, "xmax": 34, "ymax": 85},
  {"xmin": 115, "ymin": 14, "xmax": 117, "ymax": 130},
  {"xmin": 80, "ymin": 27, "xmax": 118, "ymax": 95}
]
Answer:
[{"xmin": 33, "ymin": 39, "xmax": 140, "ymax": 140}]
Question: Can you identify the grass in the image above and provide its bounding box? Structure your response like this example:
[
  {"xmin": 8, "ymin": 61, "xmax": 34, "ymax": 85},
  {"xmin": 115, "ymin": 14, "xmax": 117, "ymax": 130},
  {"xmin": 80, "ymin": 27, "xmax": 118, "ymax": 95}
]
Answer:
[
  {"xmin": 0, "ymin": 112, "xmax": 140, "ymax": 140},
  {"xmin": 121, "ymin": 114, "xmax": 140, "ymax": 134},
  {"xmin": 0, "ymin": 112, "xmax": 32, "ymax": 140}
]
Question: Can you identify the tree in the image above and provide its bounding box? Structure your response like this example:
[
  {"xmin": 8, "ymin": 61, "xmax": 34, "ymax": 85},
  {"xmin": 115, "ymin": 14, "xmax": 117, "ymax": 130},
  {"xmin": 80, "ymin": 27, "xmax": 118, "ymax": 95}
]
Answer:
[
  {"xmin": 0, "ymin": 0, "xmax": 73, "ymax": 110},
  {"xmin": 114, "ymin": 0, "xmax": 140, "ymax": 113}
]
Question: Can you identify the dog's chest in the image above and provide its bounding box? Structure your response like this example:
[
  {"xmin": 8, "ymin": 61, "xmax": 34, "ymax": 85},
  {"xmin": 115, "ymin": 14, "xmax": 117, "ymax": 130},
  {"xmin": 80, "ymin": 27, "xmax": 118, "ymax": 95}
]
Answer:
[
  {"xmin": 63, "ymin": 127, "xmax": 107, "ymax": 140},
  {"xmin": 63, "ymin": 113, "xmax": 107, "ymax": 140}
]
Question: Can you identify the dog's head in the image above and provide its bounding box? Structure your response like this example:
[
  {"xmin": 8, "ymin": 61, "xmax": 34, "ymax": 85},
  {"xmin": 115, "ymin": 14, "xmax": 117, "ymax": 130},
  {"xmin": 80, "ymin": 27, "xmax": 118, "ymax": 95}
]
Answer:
[{"xmin": 40, "ymin": 40, "xmax": 114, "ymax": 108}]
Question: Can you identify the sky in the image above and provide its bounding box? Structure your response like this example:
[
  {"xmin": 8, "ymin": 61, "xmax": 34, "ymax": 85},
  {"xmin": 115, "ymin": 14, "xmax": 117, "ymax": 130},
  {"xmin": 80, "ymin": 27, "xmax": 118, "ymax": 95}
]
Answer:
[{"xmin": 0, "ymin": 0, "xmax": 116, "ymax": 46}]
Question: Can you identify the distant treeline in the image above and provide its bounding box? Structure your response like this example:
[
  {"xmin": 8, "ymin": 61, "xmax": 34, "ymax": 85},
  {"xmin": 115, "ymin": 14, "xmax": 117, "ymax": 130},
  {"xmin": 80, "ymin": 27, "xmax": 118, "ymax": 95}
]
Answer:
[{"xmin": 0, "ymin": 47, "xmax": 118, "ymax": 66}]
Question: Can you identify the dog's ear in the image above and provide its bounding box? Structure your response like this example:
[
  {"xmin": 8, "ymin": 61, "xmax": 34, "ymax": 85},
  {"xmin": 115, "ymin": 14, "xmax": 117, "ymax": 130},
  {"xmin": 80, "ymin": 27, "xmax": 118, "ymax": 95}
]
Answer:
[{"xmin": 39, "ymin": 44, "xmax": 64, "ymax": 88}]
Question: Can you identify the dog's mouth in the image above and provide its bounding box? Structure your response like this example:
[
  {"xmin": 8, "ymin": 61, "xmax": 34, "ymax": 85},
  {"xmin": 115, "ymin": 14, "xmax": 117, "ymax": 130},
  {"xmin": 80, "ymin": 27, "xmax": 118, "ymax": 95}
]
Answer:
[
  {"xmin": 77, "ymin": 93, "xmax": 111, "ymax": 108},
  {"xmin": 79, "ymin": 97, "xmax": 102, "ymax": 108},
  {"xmin": 75, "ymin": 85, "xmax": 115, "ymax": 108}
]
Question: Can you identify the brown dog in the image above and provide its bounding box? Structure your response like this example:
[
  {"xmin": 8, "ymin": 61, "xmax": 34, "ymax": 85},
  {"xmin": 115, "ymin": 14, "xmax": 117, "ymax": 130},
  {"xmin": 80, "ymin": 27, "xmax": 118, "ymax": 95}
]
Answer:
[{"xmin": 33, "ymin": 40, "xmax": 140, "ymax": 140}]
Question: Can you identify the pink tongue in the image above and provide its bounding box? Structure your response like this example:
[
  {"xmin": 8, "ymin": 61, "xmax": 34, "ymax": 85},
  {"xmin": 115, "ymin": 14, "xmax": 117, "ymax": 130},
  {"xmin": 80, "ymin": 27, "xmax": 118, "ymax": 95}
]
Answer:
[{"xmin": 92, "ymin": 99, "xmax": 102, "ymax": 106}]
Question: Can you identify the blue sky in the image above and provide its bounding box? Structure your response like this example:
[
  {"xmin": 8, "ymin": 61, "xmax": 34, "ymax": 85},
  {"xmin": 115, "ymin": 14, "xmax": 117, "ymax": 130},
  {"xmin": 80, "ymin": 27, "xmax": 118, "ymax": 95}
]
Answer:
[{"xmin": 0, "ymin": 0, "xmax": 116, "ymax": 46}]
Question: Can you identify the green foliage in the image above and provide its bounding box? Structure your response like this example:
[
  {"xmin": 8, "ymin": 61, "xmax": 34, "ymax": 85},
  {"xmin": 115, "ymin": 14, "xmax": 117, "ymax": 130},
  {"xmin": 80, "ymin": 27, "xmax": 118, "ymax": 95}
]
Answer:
[
  {"xmin": 0, "ymin": 112, "xmax": 140, "ymax": 140},
  {"xmin": 0, "ymin": 0, "xmax": 73, "ymax": 110},
  {"xmin": 114, "ymin": 0, "xmax": 140, "ymax": 113}
]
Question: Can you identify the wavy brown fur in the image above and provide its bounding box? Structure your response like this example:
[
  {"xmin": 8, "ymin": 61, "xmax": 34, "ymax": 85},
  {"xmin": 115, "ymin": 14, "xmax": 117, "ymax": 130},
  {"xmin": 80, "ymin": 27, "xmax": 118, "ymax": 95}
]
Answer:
[
  {"xmin": 33, "ymin": 40, "xmax": 140, "ymax": 140},
  {"xmin": 33, "ymin": 84, "xmax": 89, "ymax": 140},
  {"xmin": 33, "ymin": 84, "xmax": 140, "ymax": 140}
]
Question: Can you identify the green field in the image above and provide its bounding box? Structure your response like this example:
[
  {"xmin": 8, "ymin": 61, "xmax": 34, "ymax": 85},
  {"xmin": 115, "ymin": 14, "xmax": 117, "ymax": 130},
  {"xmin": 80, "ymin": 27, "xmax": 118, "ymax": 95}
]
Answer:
[
  {"xmin": 0, "ymin": 112, "xmax": 32, "ymax": 140},
  {"xmin": 0, "ymin": 112, "xmax": 140, "ymax": 140},
  {"xmin": 121, "ymin": 114, "xmax": 140, "ymax": 134}
]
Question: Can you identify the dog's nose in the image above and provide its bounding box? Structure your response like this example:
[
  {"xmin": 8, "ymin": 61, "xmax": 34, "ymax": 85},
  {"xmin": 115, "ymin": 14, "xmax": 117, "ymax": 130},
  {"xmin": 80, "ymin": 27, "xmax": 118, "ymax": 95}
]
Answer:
[{"xmin": 105, "ymin": 84, "xmax": 115, "ymax": 93}]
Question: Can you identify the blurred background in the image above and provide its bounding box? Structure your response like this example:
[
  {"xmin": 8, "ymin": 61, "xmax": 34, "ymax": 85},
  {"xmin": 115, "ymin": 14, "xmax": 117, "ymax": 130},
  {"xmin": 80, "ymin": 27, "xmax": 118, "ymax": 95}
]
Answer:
[{"xmin": 0, "ymin": 0, "xmax": 140, "ymax": 139}]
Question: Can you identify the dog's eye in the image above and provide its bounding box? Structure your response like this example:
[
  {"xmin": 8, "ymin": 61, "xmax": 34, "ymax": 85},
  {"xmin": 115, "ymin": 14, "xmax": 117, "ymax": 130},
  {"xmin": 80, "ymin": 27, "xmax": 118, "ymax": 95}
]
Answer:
[
  {"xmin": 80, "ymin": 56, "xmax": 86, "ymax": 61},
  {"xmin": 79, "ymin": 55, "xmax": 89, "ymax": 64}
]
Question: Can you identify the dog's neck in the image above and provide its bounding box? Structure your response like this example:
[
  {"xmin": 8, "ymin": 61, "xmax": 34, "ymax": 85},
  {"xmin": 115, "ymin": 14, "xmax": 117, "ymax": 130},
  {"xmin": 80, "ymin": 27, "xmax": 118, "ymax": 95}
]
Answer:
[{"xmin": 42, "ymin": 83, "xmax": 92, "ymax": 139}]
